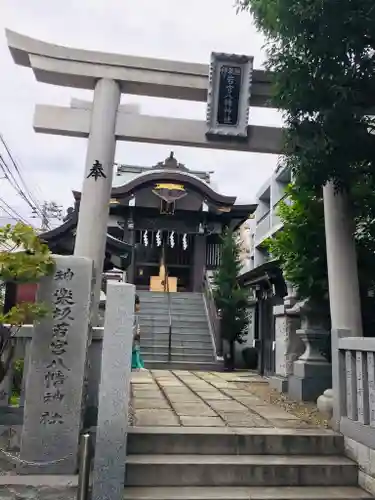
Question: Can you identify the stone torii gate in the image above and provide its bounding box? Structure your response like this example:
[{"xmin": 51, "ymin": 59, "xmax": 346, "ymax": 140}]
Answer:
[
  {"xmin": 6, "ymin": 30, "xmax": 281, "ymax": 314},
  {"xmin": 6, "ymin": 30, "xmax": 362, "ymax": 352}
]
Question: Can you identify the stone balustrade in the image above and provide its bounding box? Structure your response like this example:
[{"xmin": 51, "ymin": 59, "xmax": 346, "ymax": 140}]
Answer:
[{"xmin": 332, "ymin": 332, "xmax": 375, "ymax": 449}]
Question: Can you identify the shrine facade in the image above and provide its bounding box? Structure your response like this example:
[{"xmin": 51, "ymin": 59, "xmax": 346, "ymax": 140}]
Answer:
[{"xmin": 41, "ymin": 153, "xmax": 255, "ymax": 293}]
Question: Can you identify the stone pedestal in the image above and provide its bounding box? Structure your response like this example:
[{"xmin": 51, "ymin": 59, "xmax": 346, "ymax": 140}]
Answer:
[
  {"xmin": 269, "ymin": 283, "xmax": 303, "ymax": 393},
  {"xmin": 287, "ymin": 298, "xmax": 332, "ymax": 402},
  {"xmin": 288, "ymin": 325, "xmax": 332, "ymax": 401},
  {"xmin": 270, "ymin": 304, "xmax": 303, "ymax": 392},
  {"xmin": 19, "ymin": 255, "xmax": 94, "ymax": 474}
]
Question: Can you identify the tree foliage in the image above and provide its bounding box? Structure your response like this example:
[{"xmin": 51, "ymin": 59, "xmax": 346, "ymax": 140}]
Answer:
[
  {"xmin": 268, "ymin": 183, "xmax": 375, "ymax": 334},
  {"xmin": 213, "ymin": 230, "xmax": 249, "ymax": 345},
  {"xmin": 0, "ymin": 223, "xmax": 54, "ymax": 386},
  {"xmin": 0, "ymin": 223, "xmax": 55, "ymax": 325},
  {"xmin": 267, "ymin": 185, "xmax": 327, "ymax": 303},
  {"xmin": 235, "ymin": 0, "xmax": 375, "ymax": 188},
  {"xmin": 236, "ymin": 0, "xmax": 375, "ymax": 192},
  {"xmin": 236, "ymin": 0, "xmax": 375, "ymax": 333}
]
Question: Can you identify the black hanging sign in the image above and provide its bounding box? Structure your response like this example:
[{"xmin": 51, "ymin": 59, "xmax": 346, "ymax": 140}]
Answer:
[
  {"xmin": 216, "ymin": 65, "xmax": 242, "ymax": 127},
  {"xmin": 206, "ymin": 52, "xmax": 253, "ymax": 139}
]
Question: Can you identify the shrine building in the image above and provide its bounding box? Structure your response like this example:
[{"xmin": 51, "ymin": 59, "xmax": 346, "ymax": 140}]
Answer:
[{"xmin": 40, "ymin": 152, "xmax": 256, "ymax": 293}]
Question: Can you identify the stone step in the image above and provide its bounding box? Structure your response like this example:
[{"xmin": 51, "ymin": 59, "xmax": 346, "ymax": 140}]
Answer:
[
  {"xmin": 123, "ymin": 486, "xmax": 372, "ymax": 500},
  {"xmin": 142, "ymin": 352, "xmax": 215, "ymax": 362},
  {"xmin": 141, "ymin": 336, "xmax": 213, "ymax": 345},
  {"xmin": 143, "ymin": 360, "xmax": 222, "ymax": 371},
  {"xmin": 141, "ymin": 306, "xmax": 207, "ymax": 314},
  {"xmin": 139, "ymin": 328, "xmax": 211, "ymax": 338},
  {"xmin": 138, "ymin": 298, "xmax": 204, "ymax": 306},
  {"xmin": 124, "ymin": 454, "xmax": 358, "ymax": 487},
  {"xmin": 126, "ymin": 428, "xmax": 344, "ymax": 456},
  {"xmin": 141, "ymin": 343, "xmax": 213, "ymax": 353},
  {"xmin": 140, "ymin": 313, "xmax": 208, "ymax": 321},
  {"xmin": 138, "ymin": 292, "xmax": 203, "ymax": 299},
  {"xmin": 138, "ymin": 294, "xmax": 204, "ymax": 301},
  {"xmin": 139, "ymin": 318, "xmax": 209, "ymax": 327}
]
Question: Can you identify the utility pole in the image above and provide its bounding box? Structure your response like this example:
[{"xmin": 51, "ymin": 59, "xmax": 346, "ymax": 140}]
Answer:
[{"xmin": 31, "ymin": 201, "xmax": 63, "ymax": 231}]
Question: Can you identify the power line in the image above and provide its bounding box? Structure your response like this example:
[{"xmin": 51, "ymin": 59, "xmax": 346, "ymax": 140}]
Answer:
[
  {"xmin": 0, "ymin": 197, "xmax": 29, "ymax": 225},
  {"xmin": 0, "ymin": 134, "xmax": 44, "ymax": 217},
  {"xmin": 0, "ymin": 134, "xmax": 48, "ymax": 228}
]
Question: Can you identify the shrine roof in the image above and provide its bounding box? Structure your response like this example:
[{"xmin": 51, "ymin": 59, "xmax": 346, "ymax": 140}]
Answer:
[
  {"xmin": 39, "ymin": 209, "xmax": 132, "ymax": 254},
  {"xmin": 73, "ymin": 168, "xmax": 256, "ymax": 213},
  {"xmin": 237, "ymin": 259, "xmax": 287, "ymax": 298}
]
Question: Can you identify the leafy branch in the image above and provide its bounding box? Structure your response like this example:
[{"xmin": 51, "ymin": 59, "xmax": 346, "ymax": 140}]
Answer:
[{"xmin": 0, "ymin": 223, "xmax": 54, "ymax": 386}]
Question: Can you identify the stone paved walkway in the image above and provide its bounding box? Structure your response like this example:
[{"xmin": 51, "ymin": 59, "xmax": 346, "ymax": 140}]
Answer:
[{"xmin": 131, "ymin": 370, "xmax": 316, "ymax": 428}]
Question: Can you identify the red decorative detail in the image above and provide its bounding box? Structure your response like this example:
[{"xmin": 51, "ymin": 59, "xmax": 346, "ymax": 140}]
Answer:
[{"xmin": 16, "ymin": 283, "xmax": 37, "ymax": 305}]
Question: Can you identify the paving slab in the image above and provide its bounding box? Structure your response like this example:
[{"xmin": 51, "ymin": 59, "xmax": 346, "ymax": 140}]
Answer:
[
  {"xmin": 268, "ymin": 419, "xmax": 312, "ymax": 428},
  {"xmin": 171, "ymin": 403, "xmax": 217, "ymax": 417},
  {"xmin": 223, "ymin": 389, "xmax": 254, "ymax": 397},
  {"xmin": 180, "ymin": 416, "xmax": 226, "ymax": 427},
  {"xmin": 167, "ymin": 394, "xmax": 202, "ymax": 403},
  {"xmin": 132, "ymin": 391, "xmax": 165, "ymax": 399},
  {"xmin": 207, "ymin": 400, "xmax": 248, "ymax": 412},
  {"xmin": 130, "ymin": 370, "xmax": 321, "ymax": 429},
  {"xmin": 253, "ymin": 406, "xmax": 299, "ymax": 420},
  {"xmin": 209, "ymin": 382, "xmax": 240, "ymax": 389},
  {"xmin": 218, "ymin": 412, "xmax": 272, "ymax": 427},
  {"xmin": 134, "ymin": 409, "xmax": 179, "ymax": 426},
  {"xmin": 195, "ymin": 392, "xmax": 231, "ymax": 400},
  {"xmin": 133, "ymin": 399, "xmax": 171, "ymax": 410}
]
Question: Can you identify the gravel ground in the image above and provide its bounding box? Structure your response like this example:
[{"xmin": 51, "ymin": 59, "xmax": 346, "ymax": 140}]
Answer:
[{"xmin": 240, "ymin": 379, "xmax": 330, "ymax": 428}]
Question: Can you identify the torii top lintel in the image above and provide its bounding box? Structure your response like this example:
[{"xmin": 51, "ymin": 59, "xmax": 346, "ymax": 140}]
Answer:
[{"xmin": 5, "ymin": 29, "xmax": 273, "ymax": 104}]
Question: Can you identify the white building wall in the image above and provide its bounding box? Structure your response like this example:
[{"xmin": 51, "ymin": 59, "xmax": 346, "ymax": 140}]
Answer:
[{"xmin": 245, "ymin": 164, "xmax": 292, "ymax": 276}]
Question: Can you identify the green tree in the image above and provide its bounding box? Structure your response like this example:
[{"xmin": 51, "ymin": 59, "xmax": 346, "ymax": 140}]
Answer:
[
  {"xmin": 268, "ymin": 183, "xmax": 375, "ymax": 336},
  {"xmin": 213, "ymin": 229, "xmax": 248, "ymax": 370},
  {"xmin": 236, "ymin": 0, "xmax": 375, "ymax": 192},
  {"xmin": 267, "ymin": 185, "xmax": 327, "ymax": 304},
  {"xmin": 236, "ymin": 0, "xmax": 375, "ymax": 334},
  {"xmin": 0, "ymin": 222, "xmax": 55, "ymax": 385}
]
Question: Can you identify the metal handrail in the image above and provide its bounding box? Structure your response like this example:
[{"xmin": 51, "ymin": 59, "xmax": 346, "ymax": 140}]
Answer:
[
  {"xmin": 202, "ymin": 272, "xmax": 222, "ymax": 357},
  {"xmin": 76, "ymin": 432, "xmax": 91, "ymax": 500},
  {"xmin": 162, "ymin": 248, "xmax": 173, "ymax": 362}
]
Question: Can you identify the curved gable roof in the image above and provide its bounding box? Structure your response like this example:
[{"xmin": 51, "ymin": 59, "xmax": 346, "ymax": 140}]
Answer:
[
  {"xmin": 39, "ymin": 210, "xmax": 132, "ymax": 254},
  {"xmin": 74, "ymin": 169, "xmax": 237, "ymax": 207}
]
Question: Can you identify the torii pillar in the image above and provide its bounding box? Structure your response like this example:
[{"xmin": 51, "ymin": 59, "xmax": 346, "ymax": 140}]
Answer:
[{"xmin": 73, "ymin": 78, "xmax": 120, "ymax": 313}]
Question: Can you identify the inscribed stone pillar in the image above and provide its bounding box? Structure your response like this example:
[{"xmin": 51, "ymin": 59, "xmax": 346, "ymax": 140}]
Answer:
[
  {"xmin": 19, "ymin": 256, "xmax": 94, "ymax": 474},
  {"xmin": 74, "ymin": 78, "xmax": 121, "ymax": 320},
  {"xmin": 92, "ymin": 282, "xmax": 135, "ymax": 500},
  {"xmin": 270, "ymin": 304, "xmax": 303, "ymax": 392}
]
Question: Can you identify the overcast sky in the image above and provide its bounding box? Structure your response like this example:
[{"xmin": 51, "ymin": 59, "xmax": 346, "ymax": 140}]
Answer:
[{"xmin": 0, "ymin": 0, "xmax": 283, "ymax": 226}]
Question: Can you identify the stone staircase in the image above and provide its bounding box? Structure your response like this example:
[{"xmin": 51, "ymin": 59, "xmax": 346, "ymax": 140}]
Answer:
[
  {"xmin": 124, "ymin": 427, "xmax": 371, "ymax": 500},
  {"xmin": 137, "ymin": 291, "xmax": 220, "ymax": 370}
]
